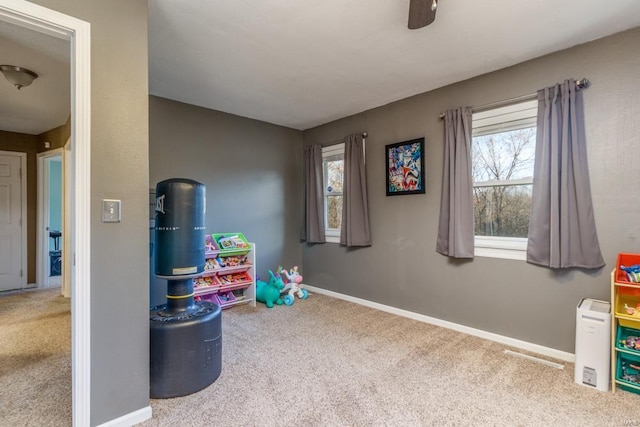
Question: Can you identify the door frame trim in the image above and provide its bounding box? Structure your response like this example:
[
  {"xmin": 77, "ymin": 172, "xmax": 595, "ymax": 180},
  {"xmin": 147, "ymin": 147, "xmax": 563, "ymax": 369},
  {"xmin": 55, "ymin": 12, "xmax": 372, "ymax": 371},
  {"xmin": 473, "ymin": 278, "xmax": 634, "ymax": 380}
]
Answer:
[
  {"xmin": 0, "ymin": 150, "xmax": 27, "ymax": 290},
  {"xmin": 0, "ymin": 1, "xmax": 91, "ymax": 425}
]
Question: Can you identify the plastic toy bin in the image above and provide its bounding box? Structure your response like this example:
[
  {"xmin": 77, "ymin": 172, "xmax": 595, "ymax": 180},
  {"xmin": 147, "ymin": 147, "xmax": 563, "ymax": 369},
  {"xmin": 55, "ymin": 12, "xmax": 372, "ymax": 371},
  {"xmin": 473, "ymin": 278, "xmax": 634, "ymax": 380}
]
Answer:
[
  {"xmin": 614, "ymin": 286, "xmax": 640, "ymax": 318},
  {"xmin": 193, "ymin": 276, "xmax": 221, "ymax": 296},
  {"xmin": 616, "ymin": 253, "xmax": 640, "ymax": 284},
  {"xmin": 616, "ymin": 325, "xmax": 640, "ymax": 353},
  {"xmin": 215, "ymin": 291, "xmax": 236, "ymax": 309},
  {"xmin": 616, "ymin": 351, "xmax": 640, "ymax": 395},
  {"xmin": 211, "ymin": 233, "xmax": 250, "ymax": 256},
  {"xmin": 197, "ymin": 293, "xmax": 219, "ymax": 304}
]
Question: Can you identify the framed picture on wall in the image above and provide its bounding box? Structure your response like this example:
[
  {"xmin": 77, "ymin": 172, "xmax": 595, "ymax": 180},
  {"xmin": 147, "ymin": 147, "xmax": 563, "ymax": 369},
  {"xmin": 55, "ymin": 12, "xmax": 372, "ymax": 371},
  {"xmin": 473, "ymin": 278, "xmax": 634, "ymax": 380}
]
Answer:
[{"xmin": 385, "ymin": 137, "xmax": 425, "ymax": 196}]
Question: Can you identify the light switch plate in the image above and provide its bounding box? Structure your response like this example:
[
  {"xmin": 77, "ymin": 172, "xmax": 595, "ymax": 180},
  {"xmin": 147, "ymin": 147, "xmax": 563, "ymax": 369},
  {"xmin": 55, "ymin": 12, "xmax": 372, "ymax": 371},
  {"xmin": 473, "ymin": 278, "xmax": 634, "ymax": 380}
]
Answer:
[{"xmin": 102, "ymin": 199, "xmax": 121, "ymax": 223}]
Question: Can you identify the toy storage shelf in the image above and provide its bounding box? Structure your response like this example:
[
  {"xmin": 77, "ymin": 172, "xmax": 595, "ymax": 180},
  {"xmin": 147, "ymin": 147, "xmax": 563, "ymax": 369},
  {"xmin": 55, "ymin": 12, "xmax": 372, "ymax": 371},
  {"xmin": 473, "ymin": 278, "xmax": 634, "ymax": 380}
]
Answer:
[
  {"xmin": 611, "ymin": 253, "xmax": 640, "ymax": 395},
  {"xmin": 194, "ymin": 233, "xmax": 256, "ymax": 309}
]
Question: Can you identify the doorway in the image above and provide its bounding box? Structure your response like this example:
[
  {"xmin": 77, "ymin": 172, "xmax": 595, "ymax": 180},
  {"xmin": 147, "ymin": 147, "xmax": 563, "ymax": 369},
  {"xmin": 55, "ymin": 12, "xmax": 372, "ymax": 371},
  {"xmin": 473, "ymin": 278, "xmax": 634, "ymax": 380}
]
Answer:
[
  {"xmin": 0, "ymin": 1, "xmax": 91, "ymax": 425},
  {"xmin": 37, "ymin": 148, "xmax": 66, "ymax": 292}
]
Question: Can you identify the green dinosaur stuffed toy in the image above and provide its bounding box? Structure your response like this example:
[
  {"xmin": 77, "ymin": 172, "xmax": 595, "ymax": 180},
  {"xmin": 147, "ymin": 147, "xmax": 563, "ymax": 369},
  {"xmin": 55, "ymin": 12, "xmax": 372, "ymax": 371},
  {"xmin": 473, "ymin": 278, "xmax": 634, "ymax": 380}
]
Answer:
[{"xmin": 256, "ymin": 270, "xmax": 284, "ymax": 308}]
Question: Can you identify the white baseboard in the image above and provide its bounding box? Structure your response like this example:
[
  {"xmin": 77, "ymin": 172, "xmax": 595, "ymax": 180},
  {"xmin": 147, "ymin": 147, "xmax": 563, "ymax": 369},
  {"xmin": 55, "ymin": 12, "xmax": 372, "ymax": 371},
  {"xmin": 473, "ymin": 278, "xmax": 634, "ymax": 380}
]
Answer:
[
  {"xmin": 304, "ymin": 285, "xmax": 575, "ymax": 363},
  {"xmin": 97, "ymin": 406, "xmax": 152, "ymax": 427}
]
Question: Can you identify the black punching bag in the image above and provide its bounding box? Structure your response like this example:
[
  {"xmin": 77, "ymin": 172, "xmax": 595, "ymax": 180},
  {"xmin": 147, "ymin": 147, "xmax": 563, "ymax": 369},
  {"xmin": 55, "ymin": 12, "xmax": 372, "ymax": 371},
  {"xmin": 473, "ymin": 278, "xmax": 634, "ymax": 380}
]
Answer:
[
  {"xmin": 154, "ymin": 178, "xmax": 206, "ymax": 279},
  {"xmin": 150, "ymin": 178, "xmax": 222, "ymax": 399}
]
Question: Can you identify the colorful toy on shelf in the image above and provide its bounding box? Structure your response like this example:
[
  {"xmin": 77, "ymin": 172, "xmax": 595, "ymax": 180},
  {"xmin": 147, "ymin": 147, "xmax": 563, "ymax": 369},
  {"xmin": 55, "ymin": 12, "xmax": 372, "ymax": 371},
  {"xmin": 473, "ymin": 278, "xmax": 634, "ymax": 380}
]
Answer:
[
  {"xmin": 621, "ymin": 361, "xmax": 640, "ymax": 384},
  {"xmin": 204, "ymin": 258, "xmax": 218, "ymax": 272},
  {"xmin": 620, "ymin": 335, "xmax": 640, "ymax": 351},
  {"xmin": 194, "ymin": 276, "xmax": 215, "ymax": 288},
  {"xmin": 205, "ymin": 235, "xmax": 216, "ymax": 252},
  {"xmin": 216, "ymin": 254, "xmax": 249, "ymax": 268},
  {"xmin": 217, "ymin": 234, "xmax": 248, "ymax": 250},
  {"xmin": 278, "ymin": 265, "xmax": 309, "ymax": 306},
  {"xmin": 256, "ymin": 270, "xmax": 284, "ymax": 308},
  {"xmin": 217, "ymin": 272, "xmax": 250, "ymax": 285},
  {"xmin": 621, "ymin": 264, "xmax": 640, "ymax": 283}
]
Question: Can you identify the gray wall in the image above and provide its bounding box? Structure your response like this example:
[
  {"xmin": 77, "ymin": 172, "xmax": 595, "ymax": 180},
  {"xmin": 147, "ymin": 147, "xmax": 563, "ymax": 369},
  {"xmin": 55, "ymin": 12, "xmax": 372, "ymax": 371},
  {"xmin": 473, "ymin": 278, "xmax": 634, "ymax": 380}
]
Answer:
[
  {"xmin": 149, "ymin": 96, "xmax": 304, "ymax": 280},
  {"xmin": 31, "ymin": 1, "xmax": 150, "ymax": 425},
  {"xmin": 302, "ymin": 27, "xmax": 640, "ymax": 354}
]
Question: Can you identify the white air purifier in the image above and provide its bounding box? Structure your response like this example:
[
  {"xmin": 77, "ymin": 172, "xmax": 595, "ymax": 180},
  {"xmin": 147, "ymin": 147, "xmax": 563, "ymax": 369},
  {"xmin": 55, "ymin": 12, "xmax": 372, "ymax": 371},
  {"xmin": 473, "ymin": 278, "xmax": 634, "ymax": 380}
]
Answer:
[{"xmin": 574, "ymin": 298, "xmax": 611, "ymax": 391}]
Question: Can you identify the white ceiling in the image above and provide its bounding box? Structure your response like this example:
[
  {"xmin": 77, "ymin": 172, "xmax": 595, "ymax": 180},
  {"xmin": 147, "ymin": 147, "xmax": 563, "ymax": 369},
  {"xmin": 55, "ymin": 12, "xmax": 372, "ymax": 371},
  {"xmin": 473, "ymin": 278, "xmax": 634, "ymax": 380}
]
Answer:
[
  {"xmin": 0, "ymin": 19, "xmax": 70, "ymax": 135},
  {"xmin": 149, "ymin": 0, "xmax": 640, "ymax": 131},
  {"xmin": 3, "ymin": 1, "xmax": 640, "ymax": 135}
]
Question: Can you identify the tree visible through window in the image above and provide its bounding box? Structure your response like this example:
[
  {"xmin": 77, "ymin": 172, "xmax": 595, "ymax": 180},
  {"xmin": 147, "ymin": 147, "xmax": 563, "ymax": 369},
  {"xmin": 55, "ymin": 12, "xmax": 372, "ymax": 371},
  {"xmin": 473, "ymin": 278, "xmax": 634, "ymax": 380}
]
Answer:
[
  {"xmin": 322, "ymin": 143, "xmax": 344, "ymax": 241},
  {"xmin": 472, "ymin": 99, "xmax": 537, "ymax": 258},
  {"xmin": 473, "ymin": 127, "xmax": 535, "ymax": 237}
]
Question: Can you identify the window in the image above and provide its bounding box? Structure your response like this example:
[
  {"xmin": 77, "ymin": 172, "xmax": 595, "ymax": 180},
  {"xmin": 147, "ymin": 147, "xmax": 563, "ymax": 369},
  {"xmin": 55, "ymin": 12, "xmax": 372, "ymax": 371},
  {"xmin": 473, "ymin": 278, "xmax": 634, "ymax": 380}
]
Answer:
[
  {"xmin": 472, "ymin": 99, "xmax": 537, "ymax": 260},
  {"xmin": 322, "ymin": 143, "xmax": 344, "ymax": 243}
]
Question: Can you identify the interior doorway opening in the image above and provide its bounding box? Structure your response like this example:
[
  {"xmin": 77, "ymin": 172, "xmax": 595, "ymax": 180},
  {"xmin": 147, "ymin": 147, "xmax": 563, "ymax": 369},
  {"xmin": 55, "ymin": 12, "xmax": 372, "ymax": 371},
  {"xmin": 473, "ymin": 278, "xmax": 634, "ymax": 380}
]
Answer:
[
  {"xmin": 37, "ymin": 147, "xmax": 69, "ymax": 295},
  {"xmin": 0, "ymin": 1, "xmax": 91, "ymax": 425}
]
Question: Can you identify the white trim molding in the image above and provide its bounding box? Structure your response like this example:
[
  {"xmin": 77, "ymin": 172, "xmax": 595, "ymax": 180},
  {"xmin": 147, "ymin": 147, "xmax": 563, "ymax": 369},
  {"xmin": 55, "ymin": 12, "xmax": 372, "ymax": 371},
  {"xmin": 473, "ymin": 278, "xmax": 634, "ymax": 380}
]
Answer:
[
  {"xmin": 304, "ymin": 285, "xmax": 575, "ymax": 363},
  {"xmin": 96, "ymin": 406, "xmax": 152, "ymax": 427},
  {"xmin": 0, "ymin": 1, "xmax": 92, "ymax": 426},
  {"xmin": 474, "ymin": 236, "xmax": 527, "ymax": 261}
]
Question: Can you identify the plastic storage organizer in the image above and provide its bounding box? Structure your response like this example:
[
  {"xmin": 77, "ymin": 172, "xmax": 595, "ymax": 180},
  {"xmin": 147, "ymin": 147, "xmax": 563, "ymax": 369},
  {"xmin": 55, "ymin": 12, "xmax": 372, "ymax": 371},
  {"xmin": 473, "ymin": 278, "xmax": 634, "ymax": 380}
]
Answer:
[{"xmin": 612, "ymin": 253, "xmax": 640, "ymax": 395}]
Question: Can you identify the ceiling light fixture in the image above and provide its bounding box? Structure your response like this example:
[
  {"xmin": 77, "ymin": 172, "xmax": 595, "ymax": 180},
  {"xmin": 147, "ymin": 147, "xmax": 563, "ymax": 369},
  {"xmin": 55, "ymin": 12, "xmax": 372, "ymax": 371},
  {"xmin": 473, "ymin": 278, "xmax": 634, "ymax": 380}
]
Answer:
[
  {"xmin": 408, "ymin": 0, "xmax": 438, "ymax": 30},
  {"xmin": 0, "ymin": 65, "xmax": 38, "ymax": 90}
]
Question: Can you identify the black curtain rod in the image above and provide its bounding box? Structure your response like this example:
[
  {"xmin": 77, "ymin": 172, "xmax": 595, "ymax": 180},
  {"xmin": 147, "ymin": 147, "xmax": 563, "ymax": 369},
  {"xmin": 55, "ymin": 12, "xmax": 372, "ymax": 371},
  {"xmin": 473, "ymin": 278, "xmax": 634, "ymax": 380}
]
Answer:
[{"xmin": 439, "ymin": 78, "xmax": 590, "ymax": 120}]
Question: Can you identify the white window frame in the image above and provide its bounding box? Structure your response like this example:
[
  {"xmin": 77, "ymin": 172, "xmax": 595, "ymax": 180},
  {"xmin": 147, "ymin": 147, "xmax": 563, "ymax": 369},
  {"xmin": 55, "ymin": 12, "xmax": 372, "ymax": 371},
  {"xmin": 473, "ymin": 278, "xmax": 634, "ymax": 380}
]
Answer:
[
  {"xmin": 472, "ymin": 99, "xmax": 537, "ymax": 260},
  {"xmin": 322, "ymin": 143, "xmax": 344, "ymax": 243}
]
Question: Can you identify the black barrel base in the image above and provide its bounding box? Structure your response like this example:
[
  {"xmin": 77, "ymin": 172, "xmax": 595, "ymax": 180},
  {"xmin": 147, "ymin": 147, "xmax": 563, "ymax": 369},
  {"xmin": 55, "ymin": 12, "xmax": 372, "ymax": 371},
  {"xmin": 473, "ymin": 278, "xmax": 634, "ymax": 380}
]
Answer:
[{"xmin": 150, "ymin": 302, "xmax": 222, "ymax": 399}]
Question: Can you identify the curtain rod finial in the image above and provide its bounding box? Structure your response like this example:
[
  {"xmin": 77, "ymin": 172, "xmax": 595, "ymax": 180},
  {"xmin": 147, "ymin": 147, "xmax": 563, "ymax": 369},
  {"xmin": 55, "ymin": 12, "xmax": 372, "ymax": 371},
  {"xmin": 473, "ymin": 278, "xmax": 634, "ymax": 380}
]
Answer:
[
  {"xmin": 576, "ymin": 78, "xmax": 590, "ymax": 89},
  {"xmin": 362, "ymin": 132, "xmax": 368, "ymax": 138}
]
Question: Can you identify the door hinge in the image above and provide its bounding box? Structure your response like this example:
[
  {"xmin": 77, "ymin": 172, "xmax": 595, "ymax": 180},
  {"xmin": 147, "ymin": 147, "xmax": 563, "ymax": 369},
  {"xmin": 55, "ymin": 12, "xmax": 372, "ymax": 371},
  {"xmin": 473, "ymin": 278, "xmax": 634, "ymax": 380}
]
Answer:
[{"xmin": 20, "ymin": 269, "xmax": 23, "ymax": 277}]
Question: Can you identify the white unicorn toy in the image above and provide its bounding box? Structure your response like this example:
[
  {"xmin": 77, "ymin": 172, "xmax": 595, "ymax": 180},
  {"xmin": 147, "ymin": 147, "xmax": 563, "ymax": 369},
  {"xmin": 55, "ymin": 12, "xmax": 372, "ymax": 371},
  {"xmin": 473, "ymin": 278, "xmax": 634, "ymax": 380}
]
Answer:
[{"xmin": 278, "ymin": 266, "xmax": 309, "ymax": 306}]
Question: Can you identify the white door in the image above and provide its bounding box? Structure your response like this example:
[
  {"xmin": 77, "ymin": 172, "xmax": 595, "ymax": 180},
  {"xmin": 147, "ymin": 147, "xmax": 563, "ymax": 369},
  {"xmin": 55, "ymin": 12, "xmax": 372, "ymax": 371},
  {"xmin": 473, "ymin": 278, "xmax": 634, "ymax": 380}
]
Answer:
[{"xmin": 0, "ymin": 153, "xmax": 24, "ymax": 291}]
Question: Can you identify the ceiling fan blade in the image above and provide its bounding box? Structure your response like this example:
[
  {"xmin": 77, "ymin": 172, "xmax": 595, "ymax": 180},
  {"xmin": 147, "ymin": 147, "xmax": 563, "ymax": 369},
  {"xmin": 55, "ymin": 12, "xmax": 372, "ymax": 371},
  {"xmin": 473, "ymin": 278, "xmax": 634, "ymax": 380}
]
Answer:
[{"xmin": 408, "ymin": 0, "xmax": 437, "ymax": 30}]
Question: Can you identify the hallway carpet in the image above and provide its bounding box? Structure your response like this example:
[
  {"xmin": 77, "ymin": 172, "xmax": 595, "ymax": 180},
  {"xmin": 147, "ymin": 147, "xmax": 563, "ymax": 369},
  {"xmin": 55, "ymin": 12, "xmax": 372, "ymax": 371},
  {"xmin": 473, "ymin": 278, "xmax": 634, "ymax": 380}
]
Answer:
[{"xmin": 0, "ymin": 288, "xmax": 71, "ymax": 426}]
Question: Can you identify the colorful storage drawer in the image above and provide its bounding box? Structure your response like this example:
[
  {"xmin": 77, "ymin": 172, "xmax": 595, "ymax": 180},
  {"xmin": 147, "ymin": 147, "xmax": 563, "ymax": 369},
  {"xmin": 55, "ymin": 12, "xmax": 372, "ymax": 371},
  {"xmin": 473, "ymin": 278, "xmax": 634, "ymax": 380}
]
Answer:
[
  {"xmin": 217, "ymin": 271, "xmax": 252, "ymax": 291},
  {"xmin": 616, "ymin": 253, "xmax": 640, "ymax": 285},
  {"xmin": 193, "ymin": 276, "xmax": 221, "ymax": 295},
  {"xmin": 215, "ymin": 291, "xmax": 237, "ymax": 309},
  {"xmin": 617, "ymin": 325, "xmax": 640, "ymax": 353},
  {"xmin": 205, "ymin": 235, "xmax": 217, "ymax": 254},
  {"xmin": 196, "ymin": 293, "xmax": 219, "ymax": 304},
  {"xmin": 614, "ymin": 289, "xmax": 640, "ymax": 318},
  {"xmin": 212, "ymin": 233, "xmax": 250, "ymax": 256},
  {"xmin": 616, "ymin": 351, "xmax": 640, "ymax": 394}
]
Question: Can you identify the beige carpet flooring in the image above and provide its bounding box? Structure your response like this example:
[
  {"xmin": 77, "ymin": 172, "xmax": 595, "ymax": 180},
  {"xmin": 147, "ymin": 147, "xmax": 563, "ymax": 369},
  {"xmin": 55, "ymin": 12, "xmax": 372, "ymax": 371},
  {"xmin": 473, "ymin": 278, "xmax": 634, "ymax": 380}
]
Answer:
[
  {"xmin": 3, "ymin": 289, "xmax": 639, "ymax": 426},
  {"xmin": 0, "ymin": 287, "xmax": 71, "ymax": 426},
  {"xmin": 143, "ymin": 293, "xmax": 639, "ymax": 426}
]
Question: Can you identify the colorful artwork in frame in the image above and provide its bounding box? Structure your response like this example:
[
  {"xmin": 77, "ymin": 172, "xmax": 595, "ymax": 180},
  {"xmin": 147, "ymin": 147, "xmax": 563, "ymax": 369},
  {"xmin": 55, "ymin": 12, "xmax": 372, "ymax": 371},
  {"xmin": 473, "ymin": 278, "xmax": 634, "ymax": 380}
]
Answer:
[{"xmin": 385, "ymin": 137, "xmax": 425, "ymax": 196}]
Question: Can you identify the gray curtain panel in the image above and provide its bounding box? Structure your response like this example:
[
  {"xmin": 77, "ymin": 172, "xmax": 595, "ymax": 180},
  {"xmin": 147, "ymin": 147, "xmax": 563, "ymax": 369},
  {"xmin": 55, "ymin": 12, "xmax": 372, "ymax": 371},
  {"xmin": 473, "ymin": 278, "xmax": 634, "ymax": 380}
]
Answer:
[
  {"xmin": 436, "ymin": 107, "xmax": 474, "ymax": 258},
  {"xmin": 340, "ymin": 134, "xmax": 372, "ymax": 246},
  {"xmin": 527, "ymin": 79, "xmax": 604, "ymax": 269},
  {"xmin": 302, "ymin": 144, "xmax": 326, "ymax": 243}
]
